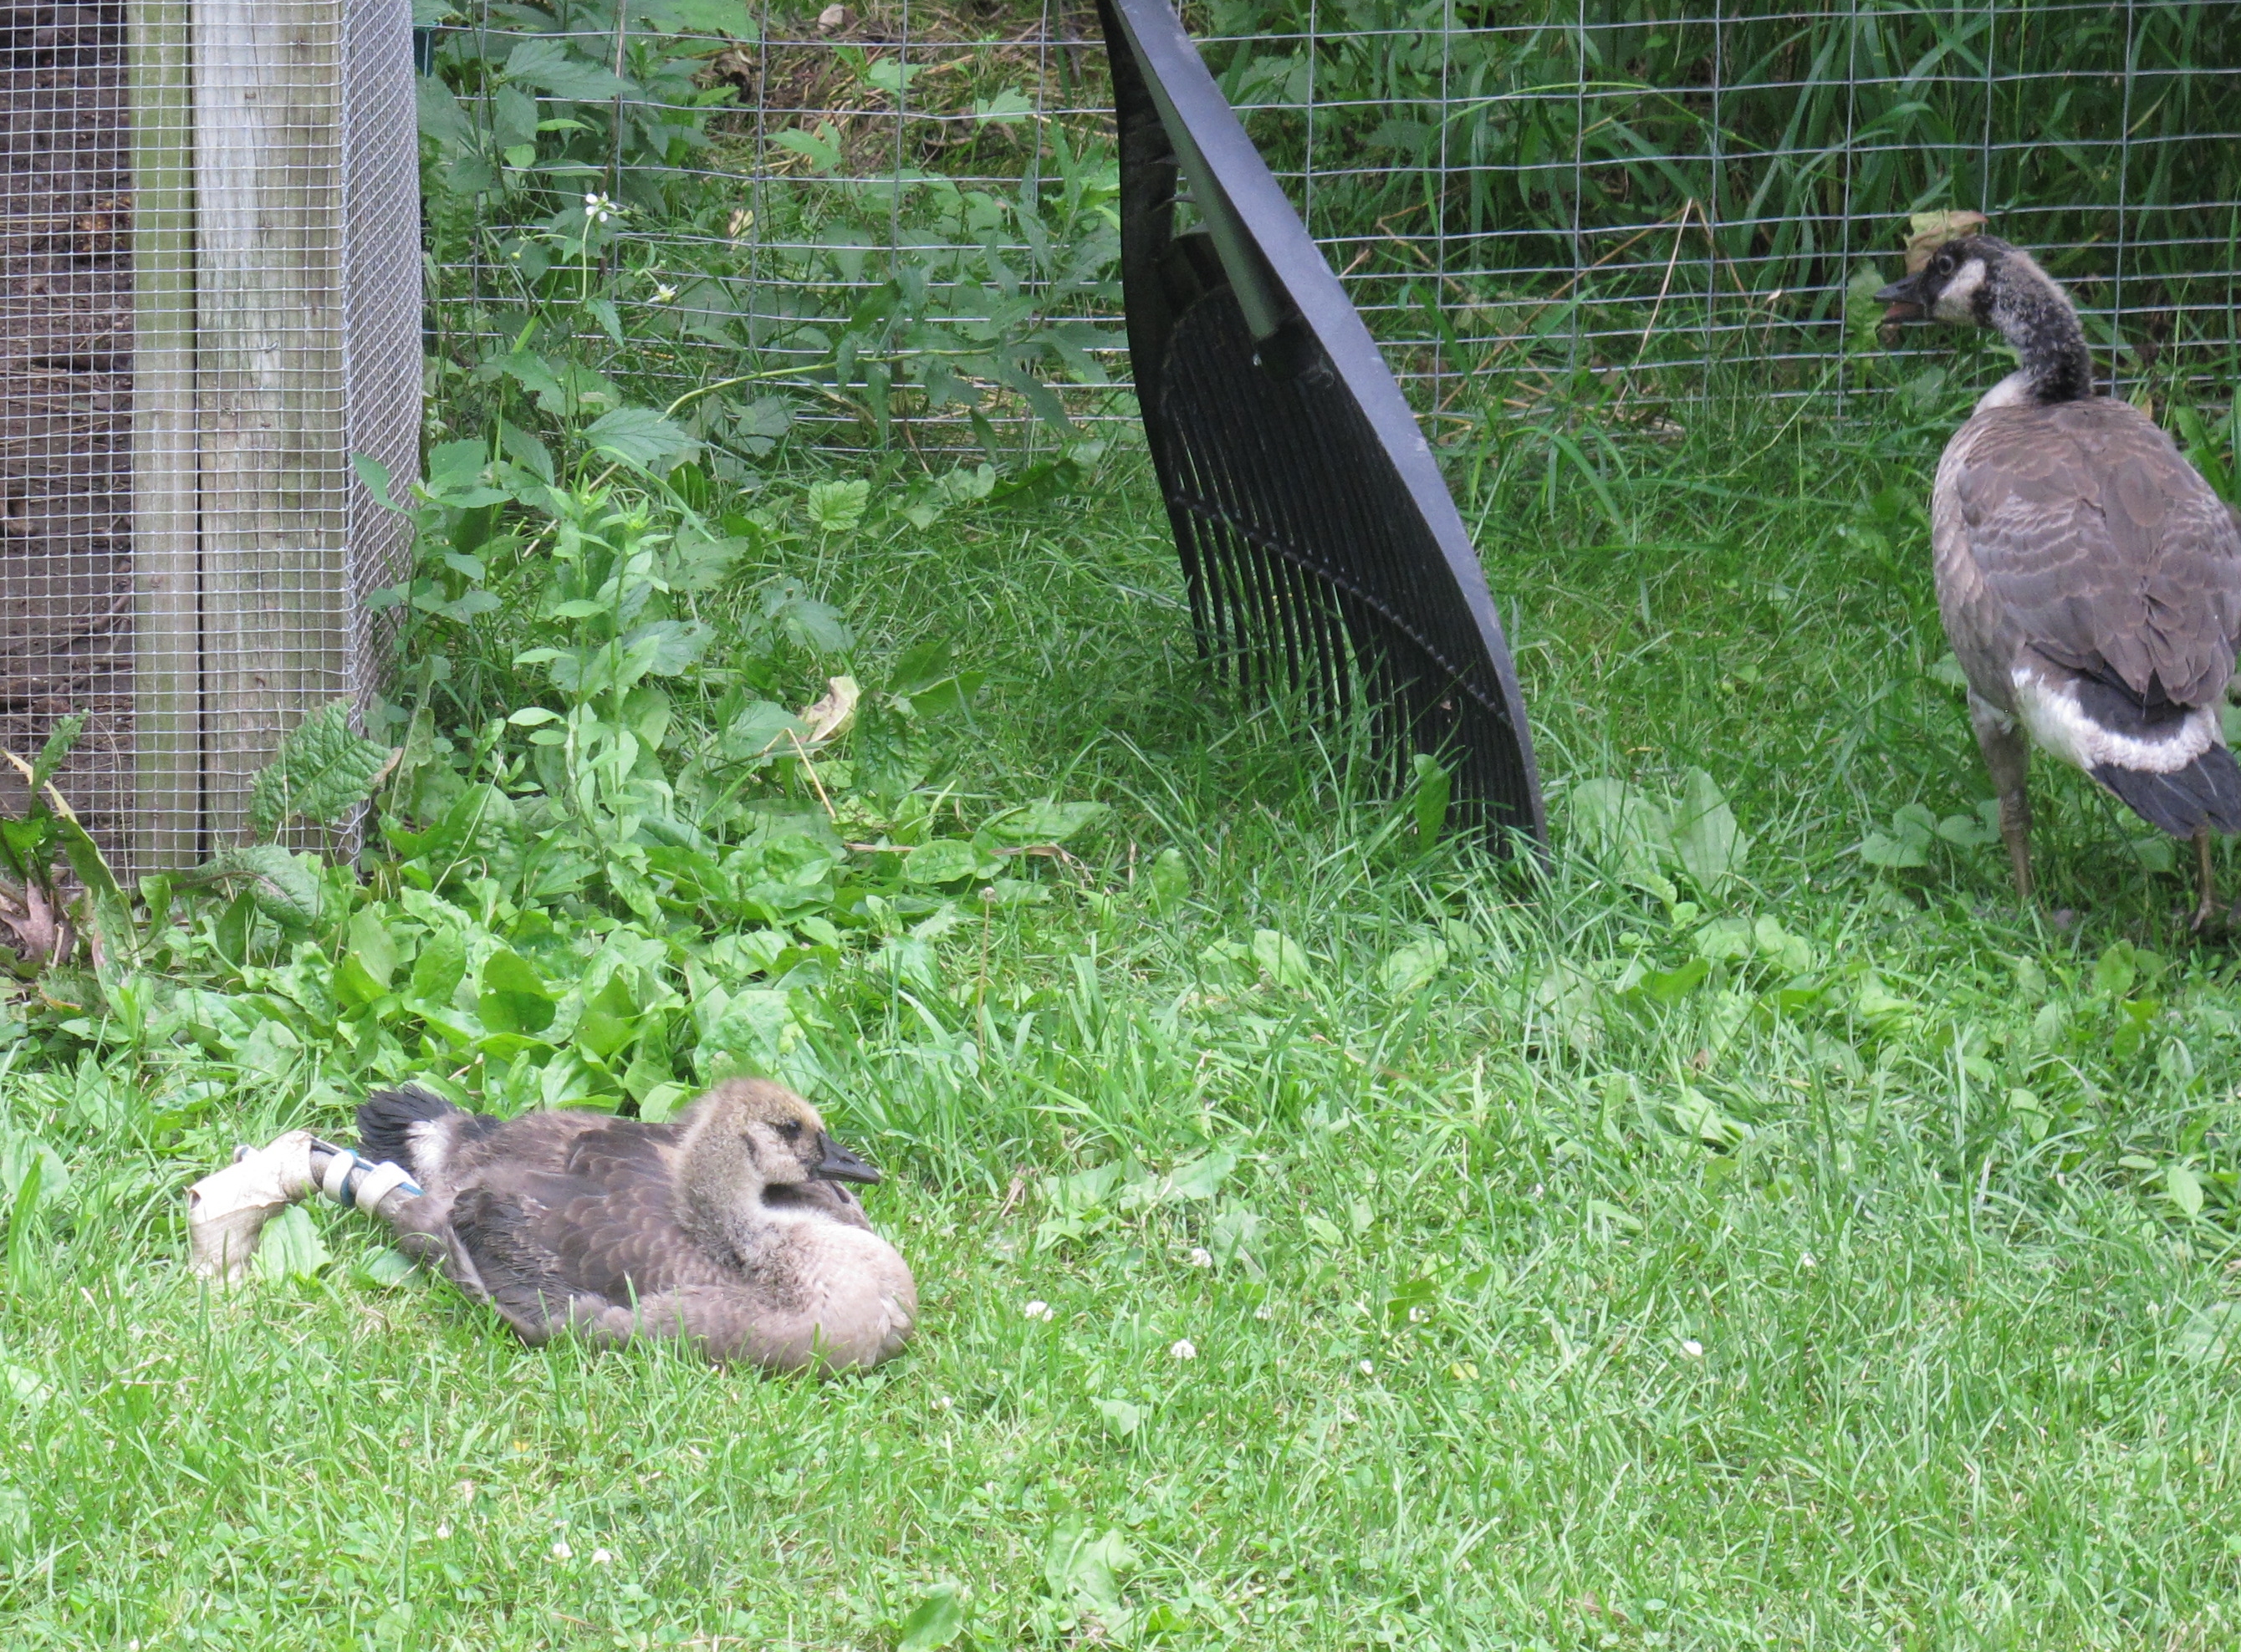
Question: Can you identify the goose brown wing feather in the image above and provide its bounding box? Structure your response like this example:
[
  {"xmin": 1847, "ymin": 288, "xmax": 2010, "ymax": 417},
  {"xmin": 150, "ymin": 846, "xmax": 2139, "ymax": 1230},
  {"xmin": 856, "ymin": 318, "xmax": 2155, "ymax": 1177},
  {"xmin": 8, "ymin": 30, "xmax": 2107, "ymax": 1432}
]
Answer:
[
  {"xmin": 559, "ymin": 1119, "xmax": 681, "ymax": 1187},
  {"xmin": 446, "ymin": 1186, "xmax": 587, "ymax": 1345},
  {"xmin": 450, "ymin": 1127, "xmax": 715, "ymax": 1311},
  {"xmin": 443, "ymin": 1108, "xmax": 613, "ymax": 1185},
  {"xmin": 1953, "ymin": 400, "xmax": 2241, "ymax": 706},
  {"xmin": 537, "ymin": 1175, "xmax": 722, "ymax": 1304}
]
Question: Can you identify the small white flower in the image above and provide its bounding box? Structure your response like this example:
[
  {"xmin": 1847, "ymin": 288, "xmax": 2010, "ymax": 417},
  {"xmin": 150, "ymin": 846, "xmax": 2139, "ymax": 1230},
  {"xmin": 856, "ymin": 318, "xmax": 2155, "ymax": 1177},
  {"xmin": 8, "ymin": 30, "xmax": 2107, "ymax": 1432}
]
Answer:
[
  {"xmin": 590, "ymin": 1547, "xmax": 613, "ymax": 1566},
  {"xmin": 1530, "ymin": 1183, "xmax": 1544, "ymax": 1197},
  {"xmin": 1170, "ymin": 1338, "xmax": 1197, "ymax": 1360},
  {"xmin": 1023, "ymin": 1299, "xmax": 1054, "ymax": 1322},
  {"xmin": 1680, "ymin": 1338, "xmax": 1705, "ymax": 1359},
  {"xmin": 1358, "ymin": 1359, "xmax": 1374, "ymax": 1376},
  {"xmin": 1187, "ymin": 1247, "xmax": 1212, "ymax": 1268},
  {"xmin": 1799, "ymin": 1252, "xmax": 1817, "ymax": 1270},
  {"xmin": 933, "ymin": 1394, "xmax": 954, "ymax": 1410},
  {"xmin": 1253, "ymin": 1303, "xmax": 1273, "ymax": 1321},
  {"xmin": 580, "ymin": 191, "xmax": 620, "ymax": 225},
  {"xmin": 435, "ymin": 1522, "xmax": 452, "ymax": 1539},
  {"xmin": 651, "ymin": 283, "xmax": 677, "ymax": 303},
  {"xmin": 551, "ymin": 1540, "xmax": 573, "ymax": 1561}
]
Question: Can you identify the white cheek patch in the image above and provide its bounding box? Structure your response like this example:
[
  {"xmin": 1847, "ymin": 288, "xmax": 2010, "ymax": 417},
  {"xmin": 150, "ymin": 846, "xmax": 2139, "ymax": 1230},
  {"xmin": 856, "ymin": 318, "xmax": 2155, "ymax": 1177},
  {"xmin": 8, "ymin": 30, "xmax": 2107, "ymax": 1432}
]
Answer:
[{"xmin": 1932, "ymin": 257, "xmax": 1988, "ymax": 322}]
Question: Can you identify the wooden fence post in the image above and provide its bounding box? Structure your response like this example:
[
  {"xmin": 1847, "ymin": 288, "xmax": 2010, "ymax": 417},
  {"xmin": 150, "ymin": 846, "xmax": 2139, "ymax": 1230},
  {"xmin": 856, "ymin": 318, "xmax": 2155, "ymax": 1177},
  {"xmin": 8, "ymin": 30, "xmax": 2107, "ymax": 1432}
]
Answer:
[
  {"xmin": 127, "ymin": 0, "xmax": 201, "ymax": 867},
  {"xmin": 191, "ymin": 0, "xmax": 350, "ymax": 844}
]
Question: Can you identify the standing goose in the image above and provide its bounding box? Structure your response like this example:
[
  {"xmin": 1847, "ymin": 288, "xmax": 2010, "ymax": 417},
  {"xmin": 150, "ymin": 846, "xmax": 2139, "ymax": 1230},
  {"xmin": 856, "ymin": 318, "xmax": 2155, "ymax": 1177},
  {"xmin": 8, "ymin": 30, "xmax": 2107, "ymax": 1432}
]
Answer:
[
  {"xmin": 1876, "ymin": 235, "xmax": 2241, "ymax": 923},
  {"xmin": 356, "ymin": 1078, "xmax": 916, "ymax": 1374}
]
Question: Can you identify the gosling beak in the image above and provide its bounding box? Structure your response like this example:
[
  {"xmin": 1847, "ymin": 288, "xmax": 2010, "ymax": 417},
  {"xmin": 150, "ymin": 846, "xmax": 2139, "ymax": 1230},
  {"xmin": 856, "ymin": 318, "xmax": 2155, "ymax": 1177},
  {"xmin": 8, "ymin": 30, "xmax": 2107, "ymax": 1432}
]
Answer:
[
  {"xmin": 1873, "ymin": 271, "xmax": 1928, "ymax": 320},
  {"xmin": 813, "ymin": 1132, "xmax": 881, "ymax": 1185}
]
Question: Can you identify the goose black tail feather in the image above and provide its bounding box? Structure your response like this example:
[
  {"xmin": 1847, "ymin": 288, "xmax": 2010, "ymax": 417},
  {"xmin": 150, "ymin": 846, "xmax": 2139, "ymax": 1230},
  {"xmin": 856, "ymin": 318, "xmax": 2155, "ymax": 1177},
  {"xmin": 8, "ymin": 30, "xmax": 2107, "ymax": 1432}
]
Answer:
[
  {"xmin": 355, "ymin": 1085, "xmax": 462, "ymax": 1179},
  {"xmin": 2091, "ymin": 747, "xmax": 2241, "ymax": 838}
]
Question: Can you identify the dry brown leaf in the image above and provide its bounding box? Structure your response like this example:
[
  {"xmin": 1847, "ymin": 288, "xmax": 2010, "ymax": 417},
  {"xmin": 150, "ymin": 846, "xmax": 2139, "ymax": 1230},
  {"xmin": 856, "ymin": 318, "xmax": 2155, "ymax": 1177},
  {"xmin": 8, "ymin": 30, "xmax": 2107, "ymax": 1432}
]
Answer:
[
  {"xmin": 1904, "ymin": 209, "xmax": 1989, "ymax": 273},
  {"xmin": 797, "ymin": 675, "xmax": 860, "ymax": 743}
]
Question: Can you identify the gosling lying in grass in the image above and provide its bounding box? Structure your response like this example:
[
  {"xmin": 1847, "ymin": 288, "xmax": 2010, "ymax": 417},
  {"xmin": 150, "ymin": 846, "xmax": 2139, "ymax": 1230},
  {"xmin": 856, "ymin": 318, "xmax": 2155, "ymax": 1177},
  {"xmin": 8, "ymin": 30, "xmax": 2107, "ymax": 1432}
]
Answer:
[{"xmin": 356, "ymin": 1078, "xmax": 916, "ymax": 1374}]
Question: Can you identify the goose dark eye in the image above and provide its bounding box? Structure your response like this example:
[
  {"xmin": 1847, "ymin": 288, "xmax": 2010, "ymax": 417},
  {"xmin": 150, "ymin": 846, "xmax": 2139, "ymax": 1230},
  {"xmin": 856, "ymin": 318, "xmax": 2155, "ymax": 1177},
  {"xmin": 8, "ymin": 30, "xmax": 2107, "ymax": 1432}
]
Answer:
[
  {"xmin": 1935, "ymin": 252, "xmax": 1954, "ymax": 275},
  {"xmin": 778, "ymin": 1119, "xmax": 802, "ymax": 1140}
]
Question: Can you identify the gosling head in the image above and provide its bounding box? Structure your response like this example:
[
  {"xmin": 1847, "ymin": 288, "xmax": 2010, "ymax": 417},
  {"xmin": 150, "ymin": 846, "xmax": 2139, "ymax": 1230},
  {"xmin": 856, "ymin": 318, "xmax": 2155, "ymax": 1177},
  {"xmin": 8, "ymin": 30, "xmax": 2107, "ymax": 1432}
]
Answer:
[
  {"xmin": 1874, "ymin": 233, "xmax": 2091, "ymax": 404},
  {"xmin": 676, "ymin": 1078, "xmax": 879, "ymax": 1216},
  {"xmin": 1874, "ymin": 232, "xmax": 2019, "ymax": 327}
]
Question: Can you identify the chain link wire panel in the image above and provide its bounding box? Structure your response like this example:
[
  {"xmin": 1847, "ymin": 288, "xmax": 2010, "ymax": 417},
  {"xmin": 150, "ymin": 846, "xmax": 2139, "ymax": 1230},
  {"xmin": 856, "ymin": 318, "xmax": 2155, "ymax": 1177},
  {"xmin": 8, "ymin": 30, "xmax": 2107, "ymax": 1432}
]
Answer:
[
  {"xmin": 420, "ymin": 0, "xmax": 1127, "ymax": 457},
  {"xmin": 3, "ymin": 5, "xmax": 135, "ymax": 847},
  {"xmin": 1220, "ymin": 0, "xmax": 2241, "ymax": 418},
  {"xmin": 1, "ymin": 0, "xmax": 419, "ymax": 872},
  {"xmin": 422, "ymin": 0, "xmax": 2239, "ymax": 465}
]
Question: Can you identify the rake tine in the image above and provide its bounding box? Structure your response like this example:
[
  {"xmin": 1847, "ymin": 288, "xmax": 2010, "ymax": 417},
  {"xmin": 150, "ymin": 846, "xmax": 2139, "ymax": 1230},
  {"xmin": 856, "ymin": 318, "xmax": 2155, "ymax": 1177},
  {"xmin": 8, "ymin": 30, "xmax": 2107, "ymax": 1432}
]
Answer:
[{"xmin": 1100, "ymin": 0, "xmax": 1544, "ymax": 855}]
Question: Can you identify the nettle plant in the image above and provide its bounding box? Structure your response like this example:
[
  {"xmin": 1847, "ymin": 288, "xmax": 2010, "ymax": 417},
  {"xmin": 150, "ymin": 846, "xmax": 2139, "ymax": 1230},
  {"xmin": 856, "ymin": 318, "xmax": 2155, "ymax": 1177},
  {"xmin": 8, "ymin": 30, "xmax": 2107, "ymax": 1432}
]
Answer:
[
  {"xmin": 416, "ymin": 0, "xmax": 752, "ymax": 216},
  {"xmin": 124, "ymin": 427, "xmax": 1095, "ymax": 1114},
  {"xmin": 8, "ymin": 419, "xmax": 1106, "ymax": 1114},
  {"xmin": 418, "ymin": 0, "xmax": 1125, "ymax": 462}
]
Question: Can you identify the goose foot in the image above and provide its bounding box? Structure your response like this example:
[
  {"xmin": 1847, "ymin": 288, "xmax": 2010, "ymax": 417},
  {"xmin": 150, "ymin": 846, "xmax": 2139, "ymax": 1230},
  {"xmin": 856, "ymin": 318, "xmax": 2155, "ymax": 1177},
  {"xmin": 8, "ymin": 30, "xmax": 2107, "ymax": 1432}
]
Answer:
[
  {"xmin": 1968, "ymin": 696, "xmax": 2033, "ymax": 905},
  {"xmin": 2192, "ymin": 828, "xmax": 2224, "ymax": 935}
]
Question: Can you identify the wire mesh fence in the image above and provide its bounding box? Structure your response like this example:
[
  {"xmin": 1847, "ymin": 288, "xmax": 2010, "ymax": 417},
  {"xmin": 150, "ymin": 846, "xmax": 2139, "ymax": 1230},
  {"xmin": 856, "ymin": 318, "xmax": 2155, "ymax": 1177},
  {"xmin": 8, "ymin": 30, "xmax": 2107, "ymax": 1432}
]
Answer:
[
  {"xmin": 3, "ymin": 3, "xmax": 135, "ymax": 849},
  {"xmin": 3, "ymin": 1, "xmax": 2233, "ymax": 862},
  {"xmin": 421, "ymin": 0, "xmax": 2241, "ymax": 467},
  {"xmin": 1228, "ymin": 0, "xmax": 2241, "ymax": 419},
  {"xmin": 2, "ymin": 0, "xmax": 420, "ymax": 868},
  {"xmin": 418, "ymin": 0, "xmax": 1126, "ymax": 461}
]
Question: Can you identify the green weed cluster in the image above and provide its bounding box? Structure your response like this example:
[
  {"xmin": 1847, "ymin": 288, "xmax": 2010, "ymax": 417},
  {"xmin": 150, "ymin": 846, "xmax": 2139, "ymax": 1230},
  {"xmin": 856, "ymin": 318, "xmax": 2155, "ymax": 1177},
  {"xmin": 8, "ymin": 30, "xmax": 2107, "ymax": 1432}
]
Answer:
[
  {"xmin": 417, "ymin": 0, "xmax": 1125, "ymax": 456},
  {"xmin": 3, "ymin": 390, "xmax": 2241, "ymax": 1639}
]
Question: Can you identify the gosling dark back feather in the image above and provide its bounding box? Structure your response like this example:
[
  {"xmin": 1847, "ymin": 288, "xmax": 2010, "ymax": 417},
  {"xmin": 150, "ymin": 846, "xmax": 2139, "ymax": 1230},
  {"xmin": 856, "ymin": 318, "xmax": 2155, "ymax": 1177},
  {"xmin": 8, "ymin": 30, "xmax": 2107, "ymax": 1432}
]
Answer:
[{"xmin": 1951, "ymin": 399, "xmax": 2241, "ymax": 709}]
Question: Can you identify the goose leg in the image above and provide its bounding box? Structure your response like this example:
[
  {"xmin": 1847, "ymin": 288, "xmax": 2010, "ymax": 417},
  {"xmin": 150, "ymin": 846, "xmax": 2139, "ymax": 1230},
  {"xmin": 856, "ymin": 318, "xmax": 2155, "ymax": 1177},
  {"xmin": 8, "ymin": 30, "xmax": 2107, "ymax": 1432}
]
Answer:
[
  {"xmin": 1969, "ymin": 696, "xmax": 2032, "ymax": 902},
  {"xmin": 2193, "ymin": 827, "xmax": 2220, "ymax": 932}
]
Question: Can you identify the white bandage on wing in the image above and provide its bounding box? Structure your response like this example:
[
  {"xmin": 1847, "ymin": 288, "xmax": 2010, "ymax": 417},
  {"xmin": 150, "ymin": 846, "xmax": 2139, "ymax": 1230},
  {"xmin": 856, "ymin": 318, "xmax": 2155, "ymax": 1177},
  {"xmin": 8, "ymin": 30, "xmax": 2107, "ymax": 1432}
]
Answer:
[{"xmin": 350, "ymin": 1160, "xmax": 421, "ymax": 1213}]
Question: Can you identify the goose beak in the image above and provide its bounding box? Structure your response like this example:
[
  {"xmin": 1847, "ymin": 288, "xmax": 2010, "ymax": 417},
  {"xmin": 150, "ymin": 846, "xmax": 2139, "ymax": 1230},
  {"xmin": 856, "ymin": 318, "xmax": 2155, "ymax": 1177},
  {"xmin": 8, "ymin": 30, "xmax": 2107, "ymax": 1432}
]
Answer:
[
  {"xmin": 813, "ymin": 1133, "xmax": 881, "ymax": 1185},
  {"xmin": 1874, "ymin": 272, "xmax": 1928, "ymax": 319}
]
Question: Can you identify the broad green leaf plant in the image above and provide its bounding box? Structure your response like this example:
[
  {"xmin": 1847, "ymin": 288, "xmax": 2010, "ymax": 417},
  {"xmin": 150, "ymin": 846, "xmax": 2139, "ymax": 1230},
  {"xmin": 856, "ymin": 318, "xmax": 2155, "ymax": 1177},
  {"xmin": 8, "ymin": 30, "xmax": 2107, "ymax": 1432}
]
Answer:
[{"xmin": 4, "ymin": 423, "xmax": 1106, "ymax": 1123}]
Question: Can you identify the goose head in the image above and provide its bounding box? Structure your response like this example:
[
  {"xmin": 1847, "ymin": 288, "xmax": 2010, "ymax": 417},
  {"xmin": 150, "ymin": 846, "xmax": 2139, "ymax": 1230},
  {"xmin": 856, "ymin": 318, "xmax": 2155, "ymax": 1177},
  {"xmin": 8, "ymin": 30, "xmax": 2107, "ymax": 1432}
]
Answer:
[
  {"xmin": 1874, "ymin": 234, "xmax": 2093, "ymax": 405},
  {"xmin": 673, "ymin": 1079, "xmax": 879, "ymax": 1244}
]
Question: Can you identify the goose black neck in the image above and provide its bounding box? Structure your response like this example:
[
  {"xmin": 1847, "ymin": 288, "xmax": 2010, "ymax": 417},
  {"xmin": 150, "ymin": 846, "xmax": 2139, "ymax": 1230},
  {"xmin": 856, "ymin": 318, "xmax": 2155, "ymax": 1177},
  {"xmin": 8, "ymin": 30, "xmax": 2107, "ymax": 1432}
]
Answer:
[{"xmin": 1991, "ymin": 280, "xmax": 2094, "ymax": 404}]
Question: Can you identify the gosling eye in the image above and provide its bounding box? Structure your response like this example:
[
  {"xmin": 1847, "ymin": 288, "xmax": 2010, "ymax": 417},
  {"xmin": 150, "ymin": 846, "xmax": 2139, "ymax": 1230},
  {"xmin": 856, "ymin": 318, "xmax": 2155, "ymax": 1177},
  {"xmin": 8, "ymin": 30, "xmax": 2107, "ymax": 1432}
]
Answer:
[
  {"xmin": 777, "ymin": 1119, "xmax": 803, "ymax": 1141},
  {"xmin": 1934, "ymin": 252, "xmax": 1955, "ymax": 275}
]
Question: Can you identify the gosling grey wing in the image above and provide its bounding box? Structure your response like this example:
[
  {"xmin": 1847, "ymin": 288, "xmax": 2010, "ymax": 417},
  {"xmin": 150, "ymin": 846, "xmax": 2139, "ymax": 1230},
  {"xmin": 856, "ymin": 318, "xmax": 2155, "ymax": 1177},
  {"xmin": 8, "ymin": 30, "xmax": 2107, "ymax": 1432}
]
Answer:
[
  {"xmin": 445, "ymin": 1185, "xmax": 593, "ymax": 1345},
  {"xmin": 559, "ymin": 1117, "xmax": 683, "ymax": 1185},
  {"xmin": 448, "ymin": 1108, "xmax": 620, "ymax": 1185},
  {"xmin": 532, "ymin": 1122, "xmax": 719, "ymax": 1304},
  {"xmin": 1954, "ymin": 400, "xmax": 2241, "ymax": 705}
]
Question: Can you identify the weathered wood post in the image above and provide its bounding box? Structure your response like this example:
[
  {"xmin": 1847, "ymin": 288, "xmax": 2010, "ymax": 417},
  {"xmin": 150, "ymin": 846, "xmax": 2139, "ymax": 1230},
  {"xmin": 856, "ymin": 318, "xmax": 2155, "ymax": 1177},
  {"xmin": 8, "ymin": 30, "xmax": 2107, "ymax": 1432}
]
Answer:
[
  {"xmin": 127, "ymin": 0, "xmax": 201, "ymax": 867},
  {"xmin": 125, "ymin": 0, "xmax": 419, "ymax": 864},
  {"xmin": 191, "ymin": 0, "xmax": 351, "ymax": 844}
]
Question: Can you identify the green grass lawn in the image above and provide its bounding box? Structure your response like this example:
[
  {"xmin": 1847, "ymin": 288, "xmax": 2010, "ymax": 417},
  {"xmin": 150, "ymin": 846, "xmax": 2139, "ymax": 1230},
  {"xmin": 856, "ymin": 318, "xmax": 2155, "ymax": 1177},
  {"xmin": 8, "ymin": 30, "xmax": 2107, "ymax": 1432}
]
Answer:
[{"xmin": 5, "ymin": 395, "xmax": 2241, "ymax": 1649}]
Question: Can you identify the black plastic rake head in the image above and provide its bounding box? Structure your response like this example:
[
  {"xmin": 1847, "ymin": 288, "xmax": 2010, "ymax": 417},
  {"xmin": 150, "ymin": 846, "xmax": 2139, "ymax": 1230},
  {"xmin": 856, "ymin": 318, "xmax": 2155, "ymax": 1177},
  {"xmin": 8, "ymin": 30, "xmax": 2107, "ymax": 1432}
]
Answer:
[{"xmin": 1097, "ymin": 0, "xmax": 1544, "ymax": 850}]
